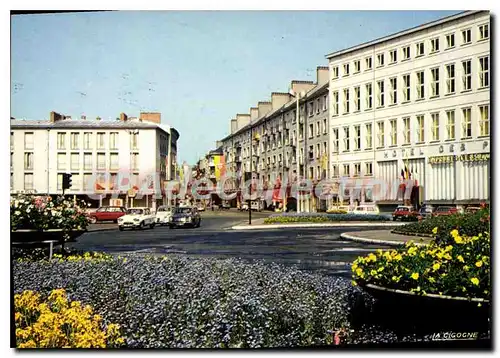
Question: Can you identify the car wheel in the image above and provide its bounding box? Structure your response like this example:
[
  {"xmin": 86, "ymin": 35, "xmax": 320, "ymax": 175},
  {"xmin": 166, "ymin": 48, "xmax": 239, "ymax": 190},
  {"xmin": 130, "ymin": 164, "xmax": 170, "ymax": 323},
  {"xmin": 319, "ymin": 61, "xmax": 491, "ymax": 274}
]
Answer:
[
  {"xmin": 169, "ymin": 225, "xmax": 174, "ymax": 229},
  {"xmin": 140, "ymin": 221, "xmax": 145, "ymax": 230},
  {"xmin": 119, "ymin": 226, "xmax": 124, "ymax": 231},
  {"xmin": 150, "ymin": 223, "xmax": 155, "ymax": 229},
  {"xmin": 89, "ymin": 216, "xmax": 97, "ymax": 224},
  {"xmin": 392, "ymin": 217, "xmax": 397, "ymax": 221}
]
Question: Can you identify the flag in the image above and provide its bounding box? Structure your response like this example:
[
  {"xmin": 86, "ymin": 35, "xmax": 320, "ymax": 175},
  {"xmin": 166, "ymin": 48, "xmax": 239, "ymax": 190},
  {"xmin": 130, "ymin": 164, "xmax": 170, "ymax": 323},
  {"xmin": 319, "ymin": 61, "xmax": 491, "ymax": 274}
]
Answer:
[{"xmin": 401, "ymin": 169, "xmax": 405, "ymax": 179}]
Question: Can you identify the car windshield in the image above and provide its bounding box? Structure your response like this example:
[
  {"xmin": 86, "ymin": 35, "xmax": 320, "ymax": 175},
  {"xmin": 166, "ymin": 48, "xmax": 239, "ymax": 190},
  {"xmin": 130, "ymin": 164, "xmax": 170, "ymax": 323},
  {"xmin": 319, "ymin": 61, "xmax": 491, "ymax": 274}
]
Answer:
[
  {"xmin": 127, "ymin": 209, "xmax": 144, "ymax": 215},
  {"xmin": 175, "ymin": 208, "xmax": 192, "ymax": 214},
  {"xmin": 396, "ymin": 207, "xmax": 410, "ymax": 211}
]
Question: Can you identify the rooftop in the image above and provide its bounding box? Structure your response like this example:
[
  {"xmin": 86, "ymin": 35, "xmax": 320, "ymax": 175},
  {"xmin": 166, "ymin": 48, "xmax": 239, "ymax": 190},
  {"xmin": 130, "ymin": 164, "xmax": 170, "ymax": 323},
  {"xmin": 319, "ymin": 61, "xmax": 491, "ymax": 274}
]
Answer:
[{"xmin": 10, "ymin": 119, "xmax": 175, "ymax": 132}]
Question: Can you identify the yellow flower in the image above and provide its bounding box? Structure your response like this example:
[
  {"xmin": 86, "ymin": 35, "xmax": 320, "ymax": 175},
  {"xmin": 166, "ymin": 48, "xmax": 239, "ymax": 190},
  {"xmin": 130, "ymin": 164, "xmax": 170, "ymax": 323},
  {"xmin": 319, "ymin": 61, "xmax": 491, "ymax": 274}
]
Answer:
[
  {"xmin": 370, "ymin": 269, "xmax": 378, "ymax": 276},
  {"xmin": 470, "ymin": 277, "xmax": 480, "ymax": 286},
  {"xmin": 457, "ymin": 255, "xmax": 465, "ymax": 263},
  {"xmin": 351, "ymin": 280, "xmax": 358, "ymax": 286},
  {"xmin": 394, "ymin": 254, "xmax": 402, "ymax": 261},
  {"xmin": 432, "ymin": 227, "xmax": 438, "ymax": 235},
  {"xmin": 463, "ymin": 265, "xmax": 470, "ymax": 271},
  {"xmin": 411, "ymin": 272, "xmax": 419, "ymax": 280},
  {"xmin": 355, "ymin": 268, "xmax": 363, "ymax": 277},
  {"xmin": 391, "ymin": 276, "xmax": 400, "ymax": 282},
  {"xmin": 351, "ymin": 263, "xmax": 358, "ymax": 272},
  {"xmin": 367, "ymin": 253, "xmax": 377, "ymax": 263},
  {"xmin": 432, "ymin": 263, "xmax": 441, "ymax": 271},
  {"xmin": 408, "ymin": 247, "xmax": 418, "ymax": 256},
  {"xmin": 450, "ymin": 229, "xmax": 459, "ymax": 237},
  {"xmin": 475, "ymin": 261, "xmax": 483, "ymax": 268},
  {"xmin": 454, "ymin": 235, "xmax": 464, "ymax": 244}
]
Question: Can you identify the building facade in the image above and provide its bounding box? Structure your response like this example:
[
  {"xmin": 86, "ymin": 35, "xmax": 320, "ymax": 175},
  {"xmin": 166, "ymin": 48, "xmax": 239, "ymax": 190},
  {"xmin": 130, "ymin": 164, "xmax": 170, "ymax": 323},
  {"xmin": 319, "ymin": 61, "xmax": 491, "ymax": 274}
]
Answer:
[
  {"xmin": 11, "ymin": 111, "xmax": 180, "ymax": 210},
  {"xmin": 327, "ymin": 10, "xmax": 490, "ymax": 208}
]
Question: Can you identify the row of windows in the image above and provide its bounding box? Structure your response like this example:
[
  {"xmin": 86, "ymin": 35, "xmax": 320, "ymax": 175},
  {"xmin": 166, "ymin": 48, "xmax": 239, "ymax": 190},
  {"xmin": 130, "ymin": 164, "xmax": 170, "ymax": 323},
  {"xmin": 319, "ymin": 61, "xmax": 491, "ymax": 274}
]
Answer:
[
  {"xmin": 331, "ymin": 162, "xmax": 374, "ymax": 178},
  {"xmin": 331, "ymin": 56, "xmax": 489, "ymax": 115},
  {"xmin": 332, "ymin": 104, "xmax": 489, "ymax": 152},
  {"xmin": 332, "ymin": 23, "xmax": 489, "ymax": 78}
]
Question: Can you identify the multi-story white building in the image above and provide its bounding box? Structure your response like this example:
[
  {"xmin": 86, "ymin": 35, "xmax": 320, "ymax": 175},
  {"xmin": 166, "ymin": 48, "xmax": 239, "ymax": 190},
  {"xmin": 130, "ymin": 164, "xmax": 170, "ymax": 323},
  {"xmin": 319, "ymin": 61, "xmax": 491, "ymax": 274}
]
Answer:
[
  {"xmin": 327, "ymin": 10, "xmax": 490, "ymax": 208},
  {"xmin": 10, "ymin": 111, "xmax": 180, "ymax": 210}
]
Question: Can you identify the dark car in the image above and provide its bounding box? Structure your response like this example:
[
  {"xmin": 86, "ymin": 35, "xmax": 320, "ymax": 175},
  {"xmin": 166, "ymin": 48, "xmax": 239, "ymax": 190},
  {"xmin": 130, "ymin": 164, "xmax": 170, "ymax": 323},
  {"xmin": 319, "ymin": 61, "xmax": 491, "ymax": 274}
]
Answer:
[
  {"xmin": 170, "ymin": 206, "xmax": 201, "ymax": 229},
  {"xmin": 392, "ymin": 206, "xmax": 419, "ymax": 221},
  {"xmin": 418, "ymin": 204, "xmax": 435, "ymax": 219},
  {"xmin": 432, "ymin": 206, "xmax": 459, "ymax": 217},
  {"xmin": 88, "ymin": 206, "xmax": 127, "ymax": 224}
]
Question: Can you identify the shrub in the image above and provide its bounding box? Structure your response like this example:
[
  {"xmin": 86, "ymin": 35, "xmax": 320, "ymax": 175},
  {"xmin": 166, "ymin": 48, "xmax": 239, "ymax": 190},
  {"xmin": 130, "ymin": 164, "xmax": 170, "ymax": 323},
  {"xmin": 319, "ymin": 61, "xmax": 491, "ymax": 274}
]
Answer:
[
  {"xmin": 13, "ymin": 255, "xmax": 375, "ymax": 348},
  {"xmin": 11, "ymin": 194, "xmax": 90, "ymax": 232},
  {"xmin": 15, "ymin": 288, "xmax": 125, "ymax": 348},
  {"xmin": 352, "ymin": 229, "xmax": 490, "ymax": 300},
  {"xmin": 264, "ymin": 213, "xmax": 389, "ymax": 224}
]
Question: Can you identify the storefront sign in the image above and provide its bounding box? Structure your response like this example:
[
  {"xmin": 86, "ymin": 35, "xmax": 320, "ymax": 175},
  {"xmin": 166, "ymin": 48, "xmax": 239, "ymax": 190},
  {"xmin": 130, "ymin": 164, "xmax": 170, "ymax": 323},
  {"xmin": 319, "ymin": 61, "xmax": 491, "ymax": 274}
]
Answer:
[
  {"xmin": 428, "ymin": 155, "xmax": 455, "ymax": 164},
  {"xmin": 429, "ymin": 153, "xmax": 490, "ymax": 164}
]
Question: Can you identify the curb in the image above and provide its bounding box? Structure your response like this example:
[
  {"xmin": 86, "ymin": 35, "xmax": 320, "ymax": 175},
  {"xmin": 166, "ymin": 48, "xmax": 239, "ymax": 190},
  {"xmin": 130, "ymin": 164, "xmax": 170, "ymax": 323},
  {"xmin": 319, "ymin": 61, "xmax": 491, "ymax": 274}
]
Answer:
[
  {"xmin": 231, "ymin": 222, "xmax": 407, "ymax": 230},
  {"xmin": 85, "ymin": 227, "xmax": 118, "ymax": 233},
  {"xmin": 340, "ymin": 233, "xmax": 430, "ymax": 247},
  {"xmin": 391, "ymin": 230, "xmax": 436, "ymax": 238}
]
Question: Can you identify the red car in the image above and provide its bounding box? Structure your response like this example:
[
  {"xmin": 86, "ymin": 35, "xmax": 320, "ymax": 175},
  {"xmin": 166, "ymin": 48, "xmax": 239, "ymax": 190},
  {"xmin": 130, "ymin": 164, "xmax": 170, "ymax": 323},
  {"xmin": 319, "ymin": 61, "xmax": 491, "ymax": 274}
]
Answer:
[
  {"xmin": 432, "ymin": 206, "xmax": 459, "ymax": 217},
  {"xmin": 88, "ymin": 206, "xmax": 127, "ymax": 224},
  {"xmin": 392, "ymin": 206, "xmax": 419, "ymax": 221}
]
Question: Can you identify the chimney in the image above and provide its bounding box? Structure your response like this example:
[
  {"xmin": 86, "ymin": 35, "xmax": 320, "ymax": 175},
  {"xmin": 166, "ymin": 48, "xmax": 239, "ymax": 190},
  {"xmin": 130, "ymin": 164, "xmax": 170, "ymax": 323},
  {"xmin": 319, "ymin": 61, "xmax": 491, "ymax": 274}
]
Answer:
[
  {"xmin": 140, "ymin": 112, "xmax": 161, "ymax": 124},
  {"xmin": 271, "ymin": 92, "xmax": 292, "ymax": 111},
  {"xmin": 119, "ymin": 112, "xmax": 128, "ymax": 122},
  {"xmin": 316, "ymin": 66, "xmax": 329, "ymax": 85},
  {"xmin": 257, "ymin": 101, "xmax": 272, "ymax": 118},
  {"xmin": 250, "ymin": 107, "xmax": 259, "ymax": 122},
  {"xmin": 236, "ymin": 113, "xmax": 251, "ymax": 130},
  {"xmin": 230, "ymin": 119, "xmax": 238, "ymax": 134},
  {"xmin": 290, "ymin": 80, "xmax": 315, "ymax": 96},
  {"xmin": 49, "ymin": 111, "xmax": 64, "ymax": 123}
]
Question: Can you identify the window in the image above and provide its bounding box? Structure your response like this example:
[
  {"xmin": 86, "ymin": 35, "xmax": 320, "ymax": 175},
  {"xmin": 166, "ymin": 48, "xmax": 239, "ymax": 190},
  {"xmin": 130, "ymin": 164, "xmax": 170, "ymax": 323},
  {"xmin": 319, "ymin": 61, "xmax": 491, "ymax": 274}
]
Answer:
[
  {"xmin": 416, "ymin": 42, "xmax": 424, "ymax": 56},
  {"xmin": 403, "ymin": 117, "xmax": 410, "ymax": 144},
  {"xmin": 332, "ymin": 66, "xmax": 339, "ymax": 79},
  {"xmin": 130, "ymin": 133, "xmax": 139, "ymax": 150},
  {"xmin": 309, "ymin": 124, "xmax": 314, "ymax": 139},
  {"xmin": 479, "ymin": 24, "xmax": 489, "ymax": 40},
  {"xmin": 365, "ymin": 162, "xmax": 373, "ymax": 176},
  {"xmin": 461, "ymin": 28, "xmax": 471, "ymax": 44},
  {"xmin": 96, "ymin": 132, "xmax": 105, "ymax": 149},
  {"xmin": 354, "ymin": 60, "xmax": 360, "ymax": 73},
  {"xmin": 97, "ymin": 153, "xmax": 106, "ymax": 170},
  {"xmin": 10, "ymin": 132, "xmax": 14, "ymax": 149},
  {"xmin": 389, "ymin": 49, "xmax": 397, "ymax": 64},
  {"xmin": 446, "ymin": 33, "xmax": 455, "ymax": 49},
  {"xmin": 24, "ymin": 173, "xmax": 33, "ymax": 190},
  {"xmin": 343, "ymin": 63, "xmax": 350, "ymax": 76},
  {"xmin": 316, "ymin": 121, "xmax": 320, "ymax": 136},
  {"xmin": 479, "ymin": 105, "xmax": 490, "ymax": 137},
  {"xmin": 24, "ymin": 152, "xmax": 33, "ymax": 170},
  {"xmin": 83, "ymin": 132, "xmax": 92, "ymax": 149},
  {"xmin": 479, "ymin": 56, "xmax": 489, "ymax": 88},
  {"xmin": 377, "ymin": 121, "xmax": 385, "ymax": 148},
  {"xmin": 354, "ymin": 86, "xmax": 360, "ymax": 111},
  {"xmin": 390, "ymin": 119, "xmax": 397, "ymax": 146},
  {"xmin": 416, "ymin": 115, "xmax": 425, "ymax": 143},
  {"xmin": 70, "ymin": 132, "xmax": 79, "ymax": 150},
  {"xmin": 131, "ymin": 153, "xmax": 139, "ymax": 170},
  {"xmin": 343, "ymin": 164, "xmax": 350, "ymax": 177},
  {"xmin": 446, "ymin": 111, "xmax": 455, "ymax": 140},
  {"xmin": 332, "ymin": 165, "xmax": 339, "ymax": 177},
  {"xmin": 377, "ymin": 80, "xmax": 384, "ymax": 107},
  {"xmin": 110, "ymin": 132, "xmax": 119, "ymax": 150},
  {"xmin": 83, "ymin": 173, "xmax": 92, "ymax": 191},
  {"xmin": 365, "ymin": 56, "xmax": 372, "ymax": 70},
  {"xmin": 354, "ymin": 125, "xmax": 361, "ymax": 150},
  {"xmin": 70, "ymin": 153, "xmax": 79, "ymax": 170},
  {"xmin": 462, "ymin": 108, "xmax": 472, "ymax": 138},
  {"xmin": 57, "ymin": 153, "xmax": 66, "ymax": 170},
  {"xmin": 308, "ymin": 103, "xmax": 314, "ymax": 117},
  {"xmin": 322, "ymin": 95, "xmax": 327, "ymax": 111},
  {"xmin": 333, "ymin": 128, "xmax": 339, "ymax": 153},
  {"xmin": 332, "ymin": 91, "xmax": 339, "ymax": 115},
  {"xmin": 343, "ymin": 127, "xmax": 350, "ymax": 151},
  {"xmin": 56, "ymin": 133, "xmax": 66, "ymax": 150},
  {"xmin": 84, "ymin": 153, "xmax": 92, "ymax": 170},
  {"xmin": 110, "ymin": 153, "xmax": 119, "ymax": 170},
  {"xmin": 430, "ymin": 38, "xmax": 439, "ymax": 53},
  {"xmin": 323, "ymin": 118, "xmax": 327, "ymax": 134},
  {"xmin": 354, "ymin": 163, "xmax": 361, "ymax": 177},
  {"xmin": 343, "ymin": 89, "xmax": 350, "ymax": 114},
  {"xmin": 10, "ymin": 173, "xmax": 13, "ymax": 190},
  {"xmin": 316, "ymin": 98, "xmax": 320, "ymax": 114},
  {"xmin": 366, "ymin": 83, "xmax": 373, "ymax": 109},
  {"xmin": 431, "ymin": 67, "xmax": 440, "ymax": 97},
  {"xmin": 416, "ymin": 71, "xmax": 424, "ymax": 100},
  {"xmin": 316, "ymin": 143, "xmax": 321, "ymax": 158},
  {"xmin": 365, "ymin": 123, "xmax": 372, "ymax": 149},
  {"xmin": 70, "ymin": 173, "xmax": 81, "ymax": 191},
  {"xmin": 377, "ymin": 53, "xmax": 384, "ymax": 67},
  {"xmin": 403, "ymin": 74, "xmax": 410, "ymax": 102},
  {"xmin": 402, "ymin": 46, "xmax": 410, "ymax": 60},
  {"xmin": 458, "ymin": 61, "xmax": 472, "ymax": 93},
  {"xmin": 431, "ymin": 113, "xmax": 440, "ymax": 141},
  {"xmin": 390, "ymin": 77, "xmax": 397, "ymax": 105},
  {"xmin": 11, "ymin": 152, "xmax": 13, "ymax": 169},
  {"xmin": 446, "ymin": 64, "xmax": 455, "ymax": 94},
  {"xmin": 323, "ymin": 142, "xmax": 327, "ymax": 157}
]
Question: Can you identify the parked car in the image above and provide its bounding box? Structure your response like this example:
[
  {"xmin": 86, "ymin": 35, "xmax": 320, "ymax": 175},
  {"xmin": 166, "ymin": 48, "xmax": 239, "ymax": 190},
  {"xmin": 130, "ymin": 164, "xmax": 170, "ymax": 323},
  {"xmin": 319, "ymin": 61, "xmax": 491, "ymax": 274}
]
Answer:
[
  {"xmin": 418, "ymin": 204, "xmax": 435, "ymax": 219},
  {"xmin": 250, "ymin": 200, "xmax": 262, "ymax": 212},
  {"xmin": 170, "ymin": 206, "xmax": 201, "ymax": 229},
  {"xmin": 465, "ymin": 206, "xmax": 481, "ymax": 214},
  {"xmin": 326, "ymin": 205, "xmax": 351, "ymax": 213},
  {"xmin": 196, "ymin": 203, "xmax": 206, "ymax": 212},
  {"xmin": 392, "ymin": 206, "xmax": 419, "ymax": 221},
  {"xmin": 240, "ymin": 202, "xmax": 249, "ymax": 211},
  {"xmin": 88, "ymin": 206, "xmax": 127, "ymax": 224},
  {"xmin": 432, "ymin": 206, "xmax": 459, "ymax": 217},
  {"xmin": 118, "ymin": 207, "xmax": 156, "ymax": 230},
  {"xmin": 155, "ymin": 206, "xmax": 174, "ymax": 226},
  {"xmin": 220, "ymin": 201, "xmax": 231, "ymax": 210},
  {"xmin": 353, "ymin": 205, "xmax": 380, "ymax": 215}
]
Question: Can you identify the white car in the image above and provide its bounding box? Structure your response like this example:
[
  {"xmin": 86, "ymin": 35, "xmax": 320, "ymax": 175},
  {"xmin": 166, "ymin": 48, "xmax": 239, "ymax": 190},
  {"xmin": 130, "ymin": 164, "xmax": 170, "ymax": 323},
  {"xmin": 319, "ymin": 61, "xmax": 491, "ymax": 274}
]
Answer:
[
  {"xmin": 155, "ymin": 206, "xmax": 174, "ymax": 226},
  {"xmin": 118, "ymin": 207, "xmax": 156, "ymax": 231},
  {"xmin": 352, "ymin": 205, "xmax": 380, "ymax": 215}
]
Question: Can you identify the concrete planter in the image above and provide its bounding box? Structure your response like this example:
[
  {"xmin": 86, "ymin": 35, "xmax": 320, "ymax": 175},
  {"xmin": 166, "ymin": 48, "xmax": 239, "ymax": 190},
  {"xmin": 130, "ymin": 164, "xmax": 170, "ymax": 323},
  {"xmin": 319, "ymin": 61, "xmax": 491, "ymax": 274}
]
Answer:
[{"xmin": 11, "ymin": 229, "xmax": 86, "ymax": 244}]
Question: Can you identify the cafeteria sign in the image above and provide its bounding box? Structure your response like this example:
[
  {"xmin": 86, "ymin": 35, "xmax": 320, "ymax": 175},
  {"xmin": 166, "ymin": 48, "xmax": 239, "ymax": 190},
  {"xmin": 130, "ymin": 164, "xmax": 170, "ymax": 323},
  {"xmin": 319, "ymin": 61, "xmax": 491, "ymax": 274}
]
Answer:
[{"xmin": 429, "ymin": 153, "xmax": 490, "ymax": 165}]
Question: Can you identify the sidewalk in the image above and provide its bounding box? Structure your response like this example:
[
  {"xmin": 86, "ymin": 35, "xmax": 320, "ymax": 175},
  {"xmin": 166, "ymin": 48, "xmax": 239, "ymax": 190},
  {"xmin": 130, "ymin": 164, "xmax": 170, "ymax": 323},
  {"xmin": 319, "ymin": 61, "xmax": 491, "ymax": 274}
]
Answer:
[
  {"xmin": 232, "ymin": 219, "xmax": 407, "ymax": 230},
  {"xmin": 340, "ymin": 230, "xmax": 433, "ymax": 247}
]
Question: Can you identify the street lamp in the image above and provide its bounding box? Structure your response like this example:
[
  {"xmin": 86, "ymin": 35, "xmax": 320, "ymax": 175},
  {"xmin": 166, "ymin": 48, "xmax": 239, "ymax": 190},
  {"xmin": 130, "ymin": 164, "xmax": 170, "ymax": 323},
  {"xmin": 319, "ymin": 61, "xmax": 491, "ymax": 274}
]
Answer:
[{"xmin": 289, "ymin": 89, "xmax": 305, "ymax": 213}]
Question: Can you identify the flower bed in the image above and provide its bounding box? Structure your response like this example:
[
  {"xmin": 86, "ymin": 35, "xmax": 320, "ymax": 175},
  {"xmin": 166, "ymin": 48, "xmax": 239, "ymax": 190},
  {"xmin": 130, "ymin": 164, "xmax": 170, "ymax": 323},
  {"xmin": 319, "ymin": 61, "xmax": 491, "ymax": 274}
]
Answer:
[
  {"xmin": 13, "ymin": 254, "xmax": 376, "ymax": 348},
  {"xmin": 264, "ymin": 213, "xmax": 390, "ymax": 224},
  {"xmin": 392, "ymin": 206, "xmax": 489, "ymax": 245}
]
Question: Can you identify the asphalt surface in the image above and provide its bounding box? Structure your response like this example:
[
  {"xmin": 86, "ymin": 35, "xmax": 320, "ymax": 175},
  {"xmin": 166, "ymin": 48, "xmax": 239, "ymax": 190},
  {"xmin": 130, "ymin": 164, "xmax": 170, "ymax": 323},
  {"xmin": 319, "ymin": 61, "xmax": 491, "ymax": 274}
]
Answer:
[{"xmin": 70, "ymin": 211, "xmax": 393, "ymax": 278}]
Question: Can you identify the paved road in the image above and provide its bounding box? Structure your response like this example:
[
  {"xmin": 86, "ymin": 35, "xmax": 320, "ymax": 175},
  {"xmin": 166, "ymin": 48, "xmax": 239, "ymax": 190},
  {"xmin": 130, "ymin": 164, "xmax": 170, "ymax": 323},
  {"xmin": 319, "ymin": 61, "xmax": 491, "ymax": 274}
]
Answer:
[{"xmin": 72, "ymin": 211, "xmax": 392, "ymax": 278}]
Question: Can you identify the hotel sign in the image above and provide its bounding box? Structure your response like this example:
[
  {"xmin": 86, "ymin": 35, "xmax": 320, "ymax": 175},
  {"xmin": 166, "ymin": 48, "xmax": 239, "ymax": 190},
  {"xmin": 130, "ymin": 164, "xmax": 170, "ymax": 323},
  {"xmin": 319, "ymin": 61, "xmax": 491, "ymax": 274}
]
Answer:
[{"xmin": 429, "ymin": 153, "xmax": 490, "ymax": 164}]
